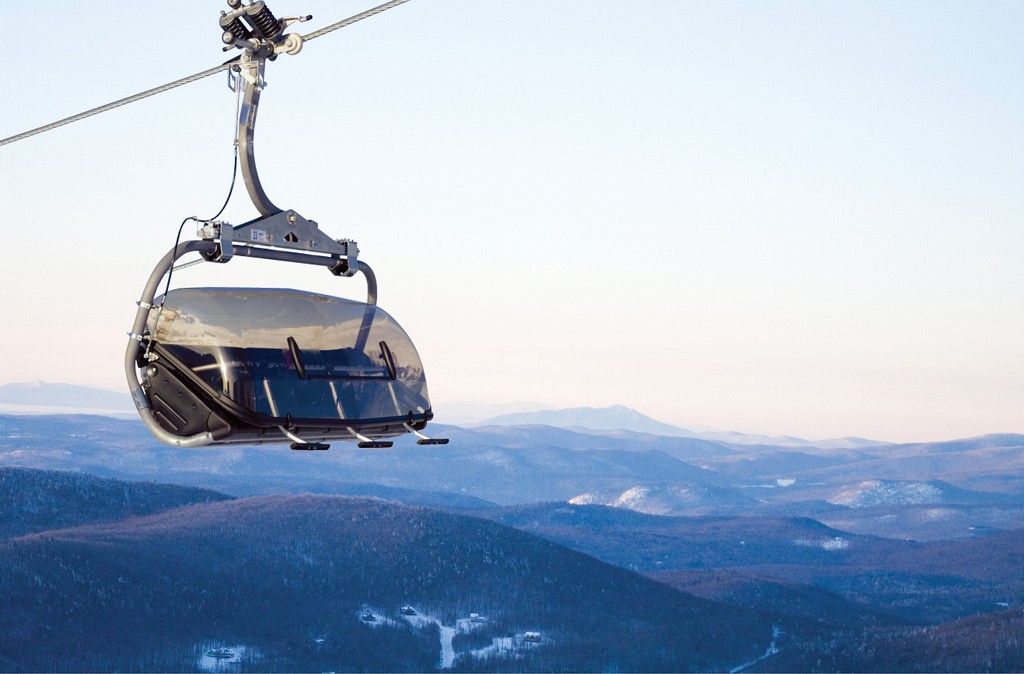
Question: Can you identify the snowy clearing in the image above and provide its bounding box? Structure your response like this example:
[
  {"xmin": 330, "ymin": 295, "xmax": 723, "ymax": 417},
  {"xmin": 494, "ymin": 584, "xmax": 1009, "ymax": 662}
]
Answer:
[{"xmin": 196, "ymin": 644, "xmax": 252, "ymax": 671}]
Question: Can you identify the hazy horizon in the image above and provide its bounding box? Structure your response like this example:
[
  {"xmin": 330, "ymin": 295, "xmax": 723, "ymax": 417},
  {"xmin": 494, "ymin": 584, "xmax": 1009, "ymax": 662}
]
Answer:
[{"xmin": 2, "ymin": 378, "xmax": 1020, "ymax": 445}]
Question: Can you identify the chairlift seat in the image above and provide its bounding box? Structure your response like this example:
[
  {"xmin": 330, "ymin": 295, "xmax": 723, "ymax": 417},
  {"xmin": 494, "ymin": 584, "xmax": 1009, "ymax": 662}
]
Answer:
[{"xmin": 138, "ymin": 287, "xmax": 432, "ymax": 446}]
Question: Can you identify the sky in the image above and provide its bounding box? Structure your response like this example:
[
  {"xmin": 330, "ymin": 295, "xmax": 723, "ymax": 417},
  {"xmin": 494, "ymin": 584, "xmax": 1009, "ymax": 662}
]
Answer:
[{"xmin": 1, "ymin": 1, "xmax": 1022, "ymax": 443}]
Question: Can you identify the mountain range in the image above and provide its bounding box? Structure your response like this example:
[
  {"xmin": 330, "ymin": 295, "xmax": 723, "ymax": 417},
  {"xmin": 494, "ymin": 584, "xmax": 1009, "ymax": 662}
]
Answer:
[
  {"xmin": 0, "ymin": 382, "xmax": 884, "ymax": 447},
  {"xmin": 464, "ymin": 403, "xmax": 888, "ymax": 448},
  {"xmin": 2, "ymin": 468, "xmax": 1022, "ymax": 672},
  {"xmin": 3, "ymin": 408, "xmax": 1021, "ymax": 539},
  {"xmin": 471, "ymin": 500, "xmax": 1024, "ymax": 625},
  {"xmin": 1, "ymin": 473, "xmax": 786, "ymax": 672},
  {"xmin": 1, "ymin": 382, "xmax": 1023, "ymax": 671},
  {"xmin": 0, "ymin": 380, "xmax": 134, "ymax": 416}
]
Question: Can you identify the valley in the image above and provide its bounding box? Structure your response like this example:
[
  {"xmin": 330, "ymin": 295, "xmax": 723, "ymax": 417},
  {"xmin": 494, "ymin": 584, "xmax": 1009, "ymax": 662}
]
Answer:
[{"xmin": 0, "ymin": 402, "xmax": 1022, "ymax": 671}]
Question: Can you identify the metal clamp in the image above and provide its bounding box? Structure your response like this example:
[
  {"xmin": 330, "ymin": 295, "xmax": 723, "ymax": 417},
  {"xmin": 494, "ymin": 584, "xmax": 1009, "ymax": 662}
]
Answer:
[{"xmin": 198, "ymin": 220, "xmax": 234, "ymax": 262}]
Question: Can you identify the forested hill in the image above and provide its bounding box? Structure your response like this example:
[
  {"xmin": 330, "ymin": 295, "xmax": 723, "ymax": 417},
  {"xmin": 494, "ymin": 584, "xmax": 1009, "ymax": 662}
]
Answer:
[
  {"xmin": 0, "ymin": 492, "xmax": 778, "ymax": 673},
  {"xmin": 0, "ymin": 467, "xmax": 231, "ymax": 539}
]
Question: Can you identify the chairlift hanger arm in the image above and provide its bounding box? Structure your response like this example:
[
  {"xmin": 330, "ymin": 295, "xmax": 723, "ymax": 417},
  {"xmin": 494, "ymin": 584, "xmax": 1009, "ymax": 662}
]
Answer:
[
  {"xmin": 222, "ymin": 1, "xmax": 310, "ymax": 217},
  {"xmin": 236, "ymin": 55, "xmax": 280, "ymax": 217},
  {"xmin": 206, "ymin": 1, "xmax": 361, "ymax": 276}
]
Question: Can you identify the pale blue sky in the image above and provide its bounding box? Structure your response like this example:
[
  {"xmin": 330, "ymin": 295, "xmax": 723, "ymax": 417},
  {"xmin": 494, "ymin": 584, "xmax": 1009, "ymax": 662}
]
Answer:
[{"xmin": 2, "ymin": 1, "xmax": 1022, "ymax": 442}]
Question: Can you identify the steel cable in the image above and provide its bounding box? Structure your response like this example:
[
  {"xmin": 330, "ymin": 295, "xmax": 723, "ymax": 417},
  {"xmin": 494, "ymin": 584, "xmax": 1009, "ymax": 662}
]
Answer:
[
  {"xmin": 0, "ymin": 0, "xmax": 412, "ymax": 148},
  {"xmin": 300, "ymin": 0, "xmax": 411, "ymax": 42},
  {"xmin": 0, "ymin": 59, "xmax": 238, "ymax": 148}
]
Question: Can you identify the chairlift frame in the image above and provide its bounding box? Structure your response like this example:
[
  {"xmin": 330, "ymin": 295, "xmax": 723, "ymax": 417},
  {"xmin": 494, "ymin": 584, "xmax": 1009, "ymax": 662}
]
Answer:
[{"xmin": 125, "ymin": 1, "xmax": 445, "ymax": 450}]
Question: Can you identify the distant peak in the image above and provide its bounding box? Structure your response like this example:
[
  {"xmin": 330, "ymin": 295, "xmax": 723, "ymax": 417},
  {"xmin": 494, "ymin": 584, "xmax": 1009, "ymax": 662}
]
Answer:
[
  {"xmin": 0, "ymin": 380, "xmax": 133, "ymax": 415},
  {"xmin": 473, "ymin": 405, "xmax": 696, "ymax": 438}
]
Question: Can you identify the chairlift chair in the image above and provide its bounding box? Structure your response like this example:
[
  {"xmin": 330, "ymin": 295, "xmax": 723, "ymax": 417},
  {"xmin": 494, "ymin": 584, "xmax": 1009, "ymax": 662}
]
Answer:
[{"xmin": 125, "ymin": 1, "xmax": 445, "ymax": 450}]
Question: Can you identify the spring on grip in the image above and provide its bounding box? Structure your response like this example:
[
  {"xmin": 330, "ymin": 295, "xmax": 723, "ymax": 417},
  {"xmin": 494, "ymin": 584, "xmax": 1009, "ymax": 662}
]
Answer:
[
  {"xmin": 250, "ymin": 4, "xmax": 281, "ymax": 38},
  {"xmin": 221, "ymin": 16, "xmax": 253, "ymax": 41}
]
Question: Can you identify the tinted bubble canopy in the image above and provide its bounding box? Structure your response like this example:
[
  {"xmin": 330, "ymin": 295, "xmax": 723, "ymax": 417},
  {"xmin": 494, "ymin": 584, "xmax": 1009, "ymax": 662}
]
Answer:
[{"xmin": 140, "ymin": 288, "xmax": 432, "ymax": 445}]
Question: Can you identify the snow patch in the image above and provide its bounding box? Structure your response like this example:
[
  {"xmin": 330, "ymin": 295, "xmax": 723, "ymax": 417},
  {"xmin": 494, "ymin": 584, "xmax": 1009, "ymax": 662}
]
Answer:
[
  {"xmin": 358, "ymin": 606, "xmax": 400, "ymax": 629},
  {"xmin": 400, "ymin": 609, "xmax": 489, "ymax": 669},
  {"xmin": 730, "ymin": 625, "xmax": 782, "ymax": 673},
  {"xmin": 830, "ymin": 480, "xmax": 943, "ymax": 507},
  {"xmin": 398, "ymin": 608, "xmax": 542, "ymax": 669},
  {"xmin": 475, "ymin": 449, "xmax": 514, "ymax": 468},
  {"xmin": 196, "ymin": 644, "xmax": 253, "ymax": 671},
  {"xmin": 793, "ymin": 536, "xmax": 849, "ymax": 551},
  {"xmin": 921, "ymin": 507, "xmax": 955, "ymax": 521},
  {"xmin": 614, "ymin": 486, "xmax": 652, "ymax": 510},
  {"xmin": 574, "ymin": 484, "xmax": 707, "ymax": 515},
  {"xmin": 470, "ymin": 633, "xmax": 542, "ymax": 661}
]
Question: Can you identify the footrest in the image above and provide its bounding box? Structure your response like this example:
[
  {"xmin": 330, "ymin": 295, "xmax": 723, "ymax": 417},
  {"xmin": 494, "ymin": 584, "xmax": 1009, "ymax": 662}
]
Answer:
[
  {"xmin": 416, "ymin": 438, "xmax": 449, "ymax": 445},
  {"xmin": 358, "ymin": 440, "xmax": 394, "ymax": 449},
  {"xmin": 291, "ymin": 442, "xmax": 330, "ymax": 451}
]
